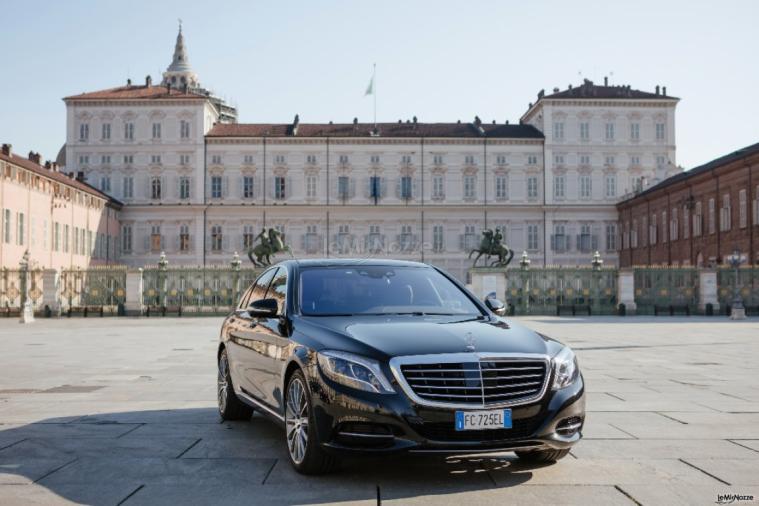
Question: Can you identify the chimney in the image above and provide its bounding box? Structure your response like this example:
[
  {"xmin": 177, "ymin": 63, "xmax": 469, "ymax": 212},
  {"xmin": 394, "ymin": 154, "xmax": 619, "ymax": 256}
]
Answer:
[
  {"xmin": 76, "ymin": 171, "xmax": 86, "ymax": 181},
  {"xmin": 145, "ymin": 75, "xmax": 152, "ymax": 86},
  {"xmin": 28, "ymin": 151, "xmax": 41, "ymax": 164},
  {"xmin": 604, "ymin": 76, "xmax": 608, "ymax": 86},
  {"xmin": 655, "ymin": 85, "xmax": 660, "ymax": 95},
  {"xmin": 51, "ymin": 162, "xmax": 59, "ymax": 172},
  {"xmin": 1, "ymin": 143, "xmax": 10, "ymax": 156},
  {"xmin": 662, "ymin": 86, "xmax": 667, "ymax": 96},
  {"xmin": 45, "ymin": 161, "xmax": 51, "ymax": 169}
]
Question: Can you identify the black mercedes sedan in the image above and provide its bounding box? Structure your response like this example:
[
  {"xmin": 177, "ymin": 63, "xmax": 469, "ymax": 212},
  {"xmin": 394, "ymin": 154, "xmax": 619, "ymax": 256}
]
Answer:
[{"xmin": 217, "ymin": 259, "xmax": 585, "ymax": 474}]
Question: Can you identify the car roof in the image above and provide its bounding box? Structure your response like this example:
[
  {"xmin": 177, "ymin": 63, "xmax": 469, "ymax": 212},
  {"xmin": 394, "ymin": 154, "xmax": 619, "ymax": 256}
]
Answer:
[{"xmin": 282, "ymin": 258, "xmax": 431, "ymax": 269}]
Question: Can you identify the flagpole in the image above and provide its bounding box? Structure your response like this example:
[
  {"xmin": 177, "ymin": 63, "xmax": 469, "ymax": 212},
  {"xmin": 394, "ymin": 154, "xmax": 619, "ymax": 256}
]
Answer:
[{"xmin": 373, "ymin": 63, "xmax": 377, "ymax": 129}]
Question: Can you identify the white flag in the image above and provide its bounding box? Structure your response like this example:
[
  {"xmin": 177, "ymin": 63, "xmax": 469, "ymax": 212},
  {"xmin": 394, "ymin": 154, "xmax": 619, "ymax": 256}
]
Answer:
[{"xmin": 364, "ymin": 74, "xmax": 374, "ymax": 96}]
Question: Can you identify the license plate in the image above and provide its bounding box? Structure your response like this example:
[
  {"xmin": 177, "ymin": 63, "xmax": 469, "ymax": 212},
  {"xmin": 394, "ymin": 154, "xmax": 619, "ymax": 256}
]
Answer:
[{"xmin": 455, "ymin": 409, "xmax": 512, "ymax": 431}]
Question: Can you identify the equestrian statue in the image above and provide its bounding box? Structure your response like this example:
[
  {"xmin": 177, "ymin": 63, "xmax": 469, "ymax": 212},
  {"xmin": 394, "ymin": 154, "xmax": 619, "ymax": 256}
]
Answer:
[
  {"xmin": 247, "ymin": 228, "xmax": 291, "ymax": 267},
  {"xmin": 468, "ymin": 228, "xmax": 514, "ymax": 268}
]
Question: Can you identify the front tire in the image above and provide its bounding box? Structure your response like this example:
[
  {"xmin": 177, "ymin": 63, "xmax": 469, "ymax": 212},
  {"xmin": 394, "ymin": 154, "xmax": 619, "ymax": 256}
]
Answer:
[
  {"xmin": 285, "ymin": 370, "xmax": 337, "ymax": 474},
  {"xmin": 515, "ymin": 448, "xmax": 570, "ymax": 463},
  {"xmin": 217, "ymin": 349, "xmax": 253, "ymax": 421}
]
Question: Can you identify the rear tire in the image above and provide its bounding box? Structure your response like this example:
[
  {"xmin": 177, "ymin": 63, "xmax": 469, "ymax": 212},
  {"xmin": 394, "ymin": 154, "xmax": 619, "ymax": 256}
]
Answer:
[
  {"xmin": 217, "ymin": 349, "xmax": 253, "ymax": 421},
  {"xmin": 285, "ymin": 370, "xmax": 338, "ymax": 474},
  {"xmin": 515, "ymin": 448, "xmax": 570, "ymax": 463}
]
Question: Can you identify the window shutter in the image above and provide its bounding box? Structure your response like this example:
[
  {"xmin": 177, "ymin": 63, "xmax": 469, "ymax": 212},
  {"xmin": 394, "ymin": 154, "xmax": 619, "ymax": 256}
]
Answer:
[
  {"xmin": 222, "ymin": 176, "xmax": 229, "ymax": 198},
  {"xmin": 412, "ymin": 178, "xmax": 418, "ymax": 199},
  {"xmin": 286, "ymin": 176, "xmax": 292, "ymax": 199},
  {"xmin": 161, "ymin": 176, "xmax": 167, "ymax": 200},
  {"xmin": 142, "ymin": 235, "xmax": 150, "ymax": 252},
  {"xmin": 364, "ymin": 177, "xmax": 372, "ymax": 198},
  {"xmin": 395, "ymin": 178, "xmax": 402, "ymax": 199},
  {"xmin": 565, "ymin": 235, "xmax": 572, "ymax": 251},
  {"xmin": 550, "ymin": 234, "xmax": 556, "ymax": 251},
  {"xmin": 222, "ymin": 235, "xmax": 230, "ymax": 251}
]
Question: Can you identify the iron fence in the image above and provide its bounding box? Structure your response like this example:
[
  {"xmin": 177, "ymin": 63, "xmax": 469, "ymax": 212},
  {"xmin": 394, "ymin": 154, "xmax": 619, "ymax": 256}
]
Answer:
[
  {"xmin": 633, "ymin": 266, "xmax": 699, "ymax": 315},
  {"xmin": 717, "ymin": 266, "xmax": 759, "ymax": 314},
  {"xmin": 0, "ymin": 268, "xmax": 44, "ymax": 311},
  {"xmin": 505, "ymin": 266, "xmax": 618, "ymax": 315},
  {"xmin": 60, "ymin": 267, "xmax": 127, "ymax": 311}
]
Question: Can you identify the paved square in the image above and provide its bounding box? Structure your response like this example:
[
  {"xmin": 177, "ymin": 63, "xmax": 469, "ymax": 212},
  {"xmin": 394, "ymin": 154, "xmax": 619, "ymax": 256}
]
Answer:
[{"xmin": 1, "ymin": 316, "xmax": 758, "ymax": 505}]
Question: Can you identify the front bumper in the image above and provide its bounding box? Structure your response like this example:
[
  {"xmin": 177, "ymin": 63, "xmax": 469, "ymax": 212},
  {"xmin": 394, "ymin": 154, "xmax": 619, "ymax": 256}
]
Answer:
[{"xmin": 307, "ymin": 361, "xmax": 586, "ymax": 456}]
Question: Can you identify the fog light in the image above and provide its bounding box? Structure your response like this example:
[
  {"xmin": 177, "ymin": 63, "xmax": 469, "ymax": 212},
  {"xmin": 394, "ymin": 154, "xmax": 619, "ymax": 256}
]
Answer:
[{"xmin": 556, "ymin": 416, "xmax": 583, "ymax": 436}]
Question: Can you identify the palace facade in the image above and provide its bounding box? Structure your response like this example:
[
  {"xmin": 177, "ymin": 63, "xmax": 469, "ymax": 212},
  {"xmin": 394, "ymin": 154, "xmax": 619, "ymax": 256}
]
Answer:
[{"xmin": 60, "ymin": 27, "xmax": 680, "ymax": 281}]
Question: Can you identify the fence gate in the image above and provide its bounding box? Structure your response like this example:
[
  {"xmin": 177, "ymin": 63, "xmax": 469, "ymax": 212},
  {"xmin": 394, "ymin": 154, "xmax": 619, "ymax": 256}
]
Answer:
[
  {"xmin": 60, "ymin": 268, "xmax": 127, "ymax": 313},
  {"xmin": 633, "ymin": 267, "xmax": 698, "ymax": 315},
  {"xmin": 506, "ymin": 267, "xmax": 618, "ymax": 315},
  {"xmin": 142, "ymin": 267, "xmax": 259, "ymax": 314},
  {"xmin": 0, "ymin": 268, "xmax": 43, "ymax": 313}
]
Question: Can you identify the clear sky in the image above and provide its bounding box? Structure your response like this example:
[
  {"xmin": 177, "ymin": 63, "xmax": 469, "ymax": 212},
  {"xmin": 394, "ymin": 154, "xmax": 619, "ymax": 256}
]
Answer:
[{"xmin": 0, "ymin": 0, "xmax": 756, "ymax": 169}]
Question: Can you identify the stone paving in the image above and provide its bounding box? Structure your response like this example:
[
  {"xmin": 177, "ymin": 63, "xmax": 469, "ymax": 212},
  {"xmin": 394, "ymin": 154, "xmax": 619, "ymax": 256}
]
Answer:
[{"xmin": 0, "ymin": 316, "xmax": 758, "ymax": 505}]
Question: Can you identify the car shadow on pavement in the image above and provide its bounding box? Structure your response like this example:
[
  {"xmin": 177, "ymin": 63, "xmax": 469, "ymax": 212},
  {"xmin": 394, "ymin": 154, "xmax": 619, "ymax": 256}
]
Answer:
[{"xmin": 0, "ymin": 408, "xmax": 552, "ymax": 505}]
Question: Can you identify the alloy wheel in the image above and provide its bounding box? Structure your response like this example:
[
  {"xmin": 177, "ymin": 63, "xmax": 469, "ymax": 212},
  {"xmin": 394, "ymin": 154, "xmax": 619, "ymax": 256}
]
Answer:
[
  {"xmin": 285, "ymin": 377, "xmax": 309, "ymax": 464},
  {"xmin": 217, "ymin": 353, "xmax": 229, "ymax": 413}
]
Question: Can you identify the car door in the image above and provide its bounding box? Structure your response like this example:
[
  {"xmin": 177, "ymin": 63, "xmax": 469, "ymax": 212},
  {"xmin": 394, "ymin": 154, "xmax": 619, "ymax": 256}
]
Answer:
[
  {"xmin": 256, "ymin": 266, "xmax": 293, "ymax": 412},
  {"xmin": 226, "ymin": 267, "xmax": 277, "ymax": 399}
]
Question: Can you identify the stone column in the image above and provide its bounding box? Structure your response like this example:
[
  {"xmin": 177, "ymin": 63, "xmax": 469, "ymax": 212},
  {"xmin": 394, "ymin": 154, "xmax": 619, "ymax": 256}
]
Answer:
[
  {"xmin": 698, "ymin": 269, "xmax": 719, "ymax": 314},
  {"xmin": 41, "ymin": 268, "xmax": 61, "ymax": 316},
  {"xmin": 125, "ymin": 268, "xmax": 144, "ymax": 316},
  {"xmin": 469, "ymin": 268, "xmax": 507, "ymax": 301},
  {"xmin": 617, "ymin": 268, "xmax": 636, "ymax": 315}
]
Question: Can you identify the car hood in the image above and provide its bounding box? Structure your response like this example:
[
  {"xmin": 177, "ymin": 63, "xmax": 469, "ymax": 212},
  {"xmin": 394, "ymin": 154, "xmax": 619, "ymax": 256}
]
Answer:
[{"xmin": 297, "ymin": 314, "xmax": 554, "ymax": 358}]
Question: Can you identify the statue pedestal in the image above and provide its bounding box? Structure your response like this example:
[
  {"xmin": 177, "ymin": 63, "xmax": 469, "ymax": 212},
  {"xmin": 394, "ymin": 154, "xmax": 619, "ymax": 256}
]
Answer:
[
  {"xmin": 469, "ymin": 268, "xmax": 507, "ymax": 302},
  {"xmin": 20, "ymin": 301, "xmax": 35, "ymax": 323}
]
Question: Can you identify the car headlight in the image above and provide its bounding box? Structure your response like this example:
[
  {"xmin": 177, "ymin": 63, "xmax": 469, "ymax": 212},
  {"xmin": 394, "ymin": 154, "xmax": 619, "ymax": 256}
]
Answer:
[
  {"xmin": 552, "ymin": 346, "xmax": 579, "ymax": 389},
  {"xmin": 317, "ymin": 350, "xmax": 395, "ymax": 394}
]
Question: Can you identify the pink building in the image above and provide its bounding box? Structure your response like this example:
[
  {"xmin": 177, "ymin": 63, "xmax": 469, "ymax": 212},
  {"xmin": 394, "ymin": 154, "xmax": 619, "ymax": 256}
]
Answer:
[{"xmin": 0, "ymin": 143, "xmax": 121, "ymax": 270}]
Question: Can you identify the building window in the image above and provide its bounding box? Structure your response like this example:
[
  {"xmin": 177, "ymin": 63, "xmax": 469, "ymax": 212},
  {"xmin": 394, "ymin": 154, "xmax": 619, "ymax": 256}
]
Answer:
[
  {"xmin": 630, "ymin": 155, "xmax": 640, "ymax": 167},
  {"xmin": 399, "ymin": 176, "xmax": 412, "ymax": 199},
  {"xmin": 121, "ymin": 225, "xmax": 132, "ymax": 253},
  {"xmin": 527, "ymin": 176, "xmax": 539, "ymax": 200},
  {"xmin": 462, "ymin": 225, "xmax": 477, "ymax": 251},
  {"xmin": 306, "ymin": 175, "xmax": 317, "ymax": 199},
  {"xmin": 101, "ymin": 155, "xmax": 111, "ymax": 165},
  {"xmin": 655, "ymin": 123, "xmax": 665, "ymax": 141},
  {"xmin": 151, "ymin": 155, "xmax": 161, "ymax": 165},
  {"xmin": 432, "ymin": 225, "xmax": 444, "ymax": 252},
  {"xmin": 337, "ymin": 155, "xmax": 348, "ymax": 165},
  {"xmin": 369, "ymin": 175, "xmax": 382, "ymax": 200},
  {"xmin": 274, "ymin": 154, "xmax": 286, "ymax": 165},
  {"xmin": 63, "ymin": 224, "xmax": 69, "ymax": 253},
  {"xmin": 605, "ymin": 174, "xmax": 617, "ymax": 198},
  {"xmin": 243, "ymin": 176, "xmax": 254, "ymax": 199},
  {"xmin": 179, "ymin": 177, "xmax": 191, "ymax": 200},
  {"xmin": 432, "ymin": 175, "xmax": 444, "ymax": 200},
  {"xmin": 245, "ymin": 155, "xmax": 255, "ymax": 165},
  {"xmin": 180, "ymin": 120, "xmax": 190, "ymax": 139},
  {"xmin": 631, "ymin": 220, "xmax": 638, "ymax": 248},
  {"xmin": 433, "ymin": 155, "xmax": 444, "ymax": 165},
  {"xmin": 720, "ymin": 194, "xmax": 731, "ymax": 231},
  {"xmin": 151, "ymin": 177, "xmax": 162, "ymax": 200},
  {"xmin": 124, "ymin": 122, "xmax": 134, "ymax": 140},
  {"xmin": 527, "ymin": 224, "xmax": 539, "ymax": 251},
  {"xmin": 661, "ymin": 211, "xmax": 668, "ymax": 243},
  {"xmin": 211, "ymin": 176, "xmax": 222, "ymax": 199},
  {"xmin": 605, "ymin": 122, "xmax": 615, "ymax": 141},
  {"xmin": 101, "ymin": 123, "xmax": 111, "ymax": 140},
  {"xmin": 338, "ymin": 176, "xmax": 350, "ymax": 199},
  {"xmin": 463, "ymin": 175, "xmax": 476, "ymax": 200},
  {"xmin": 211, "ymin": 155, "xmax": 222, "ymax": 165},
  {"xmin": 243, "ymin": 225, "xmax": 255, "ymax": 250},
  {"xmin": 605, "ymin": 155, "xmax": 615, "ymax": 167},
  {"xmin": 148, "ymin": 225, "xmax": 160, "ymax": 252},
  {"xmin": 527, "ymin": 155, "xmax": 537, "ymax": 165},
  {"xmin": 656, "ymin": 156, "xmax": 667, "ymax": 169},
  {"xmin": 79, "ymin": 155, "xmax": 89, "ymax": 166},
  {"xmin": 650, "ymin": 214, "xmax": 657, "ymax": 245},
  {"xmin": 336, "ymin": 224, "xmax": 351, "ymax": 254},
  {"xmin": 274, "ymin": 176, "xmax": 286, "ymax": 200},
  {"xmin": 123, "ymin": 155, "xmax": 133, "ymax": 165},
  {"xmin": 123, "ymin": 176, "xmax": 133, "ymax": 199},
  {"xmin": 180, "ymin": 154, "xmax": 190, "ymax": 165},
  {"xmin": 496, "ymin": 155, "xmax": 507, "ymax": 166},
  {"xmin": 579, "ymin": 154, "xmax": 590, "ymax": 166},
  {"xmin": 79, "ymin": 123, "xmax": 89, "ymax": 141},
  {"xmin": 179, "ymin": 224, "xmax": 190, "ymax": 252},
  {"xmin": 399, "ymin": 224, "xmax": 414, "ymax": 252},
  {"xmin": 464, "ymin": 155, "xmax": 476, "ymax": 166},
  {"xmin": 211, "ymin": 225, "xmax": 223, "ymax": 252},
  {"xmin": 577, "ymin": 223, "xmax": 594, "ymax": 252},
  {"xmin": 100, "ymin": 176, "xmax": 111, "ymax": 193},
  {"xmin": 630, "ymin": 123, "xmax": 640, "ymax": 141},
  {"xmin": 708, "ymin": 198, "xmax": 715, "ymax": 234},
  {"xmin": 304, "ymin": 225, "xmax": 320, "ymax": 254},
  {"xmin": 553, "ymin": 122, "xmax": 564, "ymax": 140},
  {"xmin": 53, "ymin": 222, "xmax": 60, "ymax": 251},
  {"xmin": 152, "ymin": 122, "xmax": 161, "ymax": 139},
  {"xmin": 401, "ymin": 155, "xmax": 412, "ymax": 165},
  {"xmin": 739, "ymin": 189, "xmax": 747, "ymax": 228},
  {"xmin": 670, "ymin": 208, "xmax": 679, "ymax": 241},
  {"xmin": 579, "ymin": 174, "xmax": 592, "ymax": 200},
  {"xmin": 579, "ymin": 122, "xmax": 589, "ymax": 141},
  {"xmin": 553, "ymin": 175, "xmax": 566, "ymax": 200},
  {"xmin": 16, "ymin": 212, "xmax": 24, "ymax": 246},
  {"xmin": 551, "ymin": 224, "xmax": 569, "ymax": 252},
  {"xmin": 306, "ymin": 155, "xmax": 317, "ymax": 165},
  {"xmin": 495, "ymin": 175, "xmax": 508, "ymax": 200},
  {"xmin": 606, "ymin": 224, "xmax": 617, "ymax": 251},
  {"xmin": 554, "ymin": 154, "xmax": 565, "ymax": 166}
]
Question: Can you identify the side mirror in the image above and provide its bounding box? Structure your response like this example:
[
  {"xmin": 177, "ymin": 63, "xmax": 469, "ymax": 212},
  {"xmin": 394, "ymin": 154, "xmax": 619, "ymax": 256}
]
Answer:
[
  {"xmin": 485, "ymin": 298, "xmax": 506, "ymax": 316},
  {"xmin": 249, "ymin": 298, "xmax": 279, "ymax": 317}
]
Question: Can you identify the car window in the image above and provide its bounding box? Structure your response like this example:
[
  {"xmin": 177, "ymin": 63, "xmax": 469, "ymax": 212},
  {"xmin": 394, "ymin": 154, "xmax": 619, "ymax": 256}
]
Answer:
[
  {"xmin": 237, "ymin": 285, "xmax": 256, "ymax": 309},
  {"xmin": 248, "ymin": 268, "xmax": 277, "ymax": 306},
  {"xmin": 299, "ymin": 266, "xmax": 481, "ymax": 316},
  {"xmin": 265, "ymin": 267, "xmax": 287, "ymax": 315}
]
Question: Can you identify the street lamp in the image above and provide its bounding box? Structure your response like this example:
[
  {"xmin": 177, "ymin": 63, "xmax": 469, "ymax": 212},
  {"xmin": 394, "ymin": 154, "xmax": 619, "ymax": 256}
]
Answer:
[
  {"xmin": 230, "ymin": 252, "xmax": 242, "ymax": 270},
  {"xmin": 591, "ymin": 251, "xmax": 604, "ymax": 270},
  {"xmin": 519, "ymin": 251, "xmax": 531, "ymax": 270},
  {"xmin": 725, "ymin": 249, "xmax": 747, "ymax": 320}
]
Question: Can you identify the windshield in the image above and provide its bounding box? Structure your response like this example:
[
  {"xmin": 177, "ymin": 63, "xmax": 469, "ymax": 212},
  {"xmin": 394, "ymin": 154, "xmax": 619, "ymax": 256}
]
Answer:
[{"xmin": 299, "ymin": 265, "xmax": 482, "ymax": 316}]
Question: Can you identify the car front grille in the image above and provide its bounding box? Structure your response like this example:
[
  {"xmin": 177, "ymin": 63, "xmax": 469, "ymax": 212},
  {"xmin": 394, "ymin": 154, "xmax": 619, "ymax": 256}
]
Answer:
[
  {"xmin": 399, "ymin": 357, "xmax": 549, "ymax": 407},
  {"xmin": 410, "ymin": 414, "xmax": 544, "ymax": 442}
]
